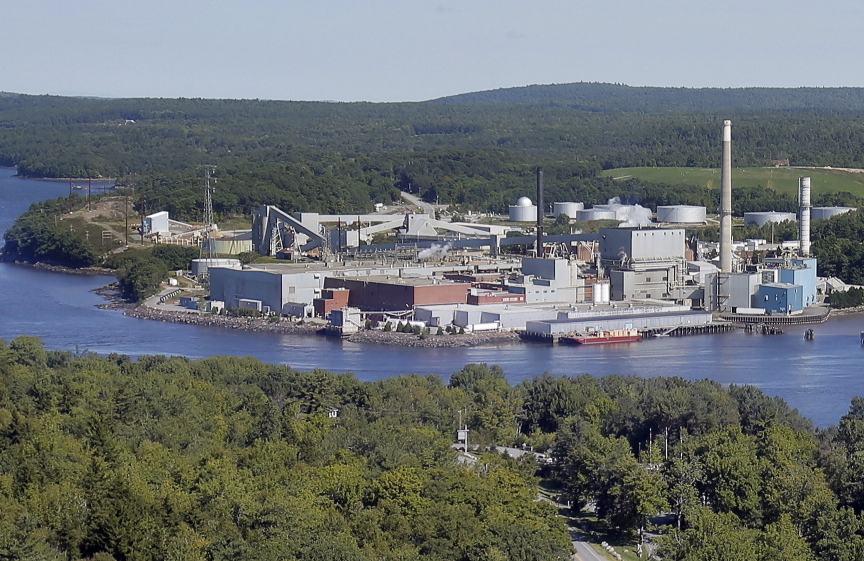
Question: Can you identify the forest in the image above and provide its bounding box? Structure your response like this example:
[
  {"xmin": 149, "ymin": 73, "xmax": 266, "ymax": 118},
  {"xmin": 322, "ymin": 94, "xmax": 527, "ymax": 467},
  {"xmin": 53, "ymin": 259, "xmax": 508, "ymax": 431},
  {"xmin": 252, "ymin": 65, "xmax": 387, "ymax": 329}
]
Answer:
[
  {"xmin": 7, "ymin": 83, "xmax": 864, "ymax": 289},
  {"xmin": 2, "ymin": 339, "xmax": 864, "ymax": 561},
  {"xmin": 5, "ymin": 84, "xmax": 864, "ymax": 220}
]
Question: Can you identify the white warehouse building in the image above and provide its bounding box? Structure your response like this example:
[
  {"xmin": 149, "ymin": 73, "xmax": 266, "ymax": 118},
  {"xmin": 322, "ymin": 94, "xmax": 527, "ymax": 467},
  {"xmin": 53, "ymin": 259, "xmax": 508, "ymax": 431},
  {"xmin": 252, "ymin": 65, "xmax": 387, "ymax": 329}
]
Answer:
[{"xmin": 209, "ymin": 267, "xmax": 325, "ymax": 317}]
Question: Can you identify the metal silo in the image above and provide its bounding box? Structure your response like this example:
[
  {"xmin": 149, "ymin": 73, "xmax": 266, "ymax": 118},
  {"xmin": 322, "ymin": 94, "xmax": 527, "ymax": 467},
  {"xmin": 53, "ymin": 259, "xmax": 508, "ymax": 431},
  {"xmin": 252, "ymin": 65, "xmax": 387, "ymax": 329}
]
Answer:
[
  {"xmin": 656, "ymin": 205, "xmax": 707, "ymax": 224},
  {"xmin": 812, "ymin": 207, "xmax": 856, "ymax": 220},
  {"xmin": 553, "ymin": 202, "xmax": 585, "ymax": 218},
  {"xmin": 509, "ymin": 197, "xmax": 537, "ymax": 222},
  {"xmin": 575, "ymin": 208, "xmax": 617, "ymax": 221},
  {"xmin": 744, "ymin": 211, "xmax": 797, "ymax": 227}
]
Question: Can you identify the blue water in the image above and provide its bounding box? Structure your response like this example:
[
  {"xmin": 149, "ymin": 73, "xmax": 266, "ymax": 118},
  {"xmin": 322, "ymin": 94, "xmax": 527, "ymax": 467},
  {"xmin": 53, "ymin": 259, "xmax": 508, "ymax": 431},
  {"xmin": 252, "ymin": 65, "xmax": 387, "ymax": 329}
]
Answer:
[{"xmin": 0, "ymin": 167, "xmax": 861, "ymax": 427}]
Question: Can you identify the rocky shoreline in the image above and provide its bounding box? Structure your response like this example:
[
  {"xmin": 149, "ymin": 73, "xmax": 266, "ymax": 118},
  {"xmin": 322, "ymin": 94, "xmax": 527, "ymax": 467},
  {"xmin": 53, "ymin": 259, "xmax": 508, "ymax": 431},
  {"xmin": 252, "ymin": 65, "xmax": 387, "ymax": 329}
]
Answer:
[
  {"xmin": 123, "ymin": 305, "xmax": 521, "ymax": 348},
  {"xmin": 3, "ymin": 259, "xmax": 114, "ymax": 276},
  {"xmin": 826, "ymin": 305, "xmax": 864, "ymax": 316},
  {"xmin": 343, "ymin": 328, "xmax": 521, "ymax": 348},
  {"xmin": 124, "ymin": 306, "xmax": 323, "ymax": 335}
]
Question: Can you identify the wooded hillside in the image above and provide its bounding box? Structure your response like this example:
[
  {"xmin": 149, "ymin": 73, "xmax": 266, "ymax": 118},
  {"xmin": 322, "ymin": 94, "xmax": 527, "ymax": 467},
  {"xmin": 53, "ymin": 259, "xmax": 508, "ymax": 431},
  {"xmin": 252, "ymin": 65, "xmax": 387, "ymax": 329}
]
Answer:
[{"xmin": 3, "ymin": 340, "xmax": 864, "ymax": 560}]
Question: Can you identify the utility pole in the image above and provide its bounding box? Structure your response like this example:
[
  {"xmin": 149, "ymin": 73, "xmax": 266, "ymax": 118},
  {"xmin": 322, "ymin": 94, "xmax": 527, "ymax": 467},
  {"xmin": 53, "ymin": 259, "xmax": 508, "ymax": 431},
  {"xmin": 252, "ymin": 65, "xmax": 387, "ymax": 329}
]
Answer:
[
  {"xmin": 124, "ymin": 192, "xmax": 129, "ymax": 246},
  {"xmin": 200, "ymin": 165, "xmax": 217, "ymax": 261}
]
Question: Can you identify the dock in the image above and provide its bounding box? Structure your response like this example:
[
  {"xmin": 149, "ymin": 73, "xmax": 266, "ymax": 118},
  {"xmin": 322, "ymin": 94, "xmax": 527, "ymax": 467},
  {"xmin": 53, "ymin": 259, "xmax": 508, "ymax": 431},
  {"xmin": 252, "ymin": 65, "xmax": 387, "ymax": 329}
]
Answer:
[
  {"xmin": 642, "ymin": 323, "xmax": 735, "ymax": 338},
  {"xmin": 521, "ymin": 322, "xmax": 734, "ymax": 343},
  {"xmin": 719, "ymin": 306, "xmax": 830, "ymax": 325}
]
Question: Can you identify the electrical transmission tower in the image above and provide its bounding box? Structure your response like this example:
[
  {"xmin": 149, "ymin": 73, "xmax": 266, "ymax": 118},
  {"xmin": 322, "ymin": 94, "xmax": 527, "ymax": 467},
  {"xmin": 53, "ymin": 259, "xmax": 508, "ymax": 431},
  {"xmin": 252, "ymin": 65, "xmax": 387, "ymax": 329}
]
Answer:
[{"xmin": 201, "ymin": 165, "xmax": 217, "ymax": 261}]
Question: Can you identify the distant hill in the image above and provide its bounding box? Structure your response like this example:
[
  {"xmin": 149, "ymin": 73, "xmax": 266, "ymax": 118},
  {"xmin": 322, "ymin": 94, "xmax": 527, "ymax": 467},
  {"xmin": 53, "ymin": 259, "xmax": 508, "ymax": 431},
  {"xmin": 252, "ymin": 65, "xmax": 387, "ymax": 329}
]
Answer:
[
  {"xmin": 5, "ymin": 85, "xmax": 864, "ymax": 217},
  {"xmin": 431, "ymin": 82, "xmax": 864, "ymax": 114}
]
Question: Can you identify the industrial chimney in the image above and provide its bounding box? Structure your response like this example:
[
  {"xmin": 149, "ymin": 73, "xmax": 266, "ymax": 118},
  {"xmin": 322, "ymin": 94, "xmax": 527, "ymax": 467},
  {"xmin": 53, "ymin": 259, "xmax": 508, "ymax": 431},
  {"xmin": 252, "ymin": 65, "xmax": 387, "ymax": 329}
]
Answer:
[
  {"xmin": 536, "ymin": 167, "xmax": 544, "ymax": 257},
  {"xmin": 719, "ymin": 120, "xmax": 733, "ymax": 273},
  {"xmin": 799, "ymin": 177, "xmax": 811, "ymax": 257}
]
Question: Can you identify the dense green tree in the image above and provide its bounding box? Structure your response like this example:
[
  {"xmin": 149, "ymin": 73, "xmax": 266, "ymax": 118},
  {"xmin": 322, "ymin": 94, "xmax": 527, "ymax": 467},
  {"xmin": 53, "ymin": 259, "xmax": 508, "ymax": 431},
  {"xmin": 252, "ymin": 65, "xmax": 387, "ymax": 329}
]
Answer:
[
  {"xmin": 659, "ymin": 508, "xmax": 759, "ymax": 561},
  {"xmin": 115, "ymin": 256, "xmax": 169, "ymax": 301}
]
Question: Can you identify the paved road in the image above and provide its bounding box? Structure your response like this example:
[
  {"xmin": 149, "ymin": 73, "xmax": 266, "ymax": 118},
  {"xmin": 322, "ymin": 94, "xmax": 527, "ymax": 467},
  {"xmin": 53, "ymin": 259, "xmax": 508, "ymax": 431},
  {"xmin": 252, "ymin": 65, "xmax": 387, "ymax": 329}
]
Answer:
[
  {"xmin": 400, "ymin": 191, "xmax": 435, "ymax": 215},
  {"xmin": 537, "ymin": 494, "xmax": 609, "ymax": 561},
  {"xmin": 569, "ymin": 527, "xmax": 607, "ymax": 561}
]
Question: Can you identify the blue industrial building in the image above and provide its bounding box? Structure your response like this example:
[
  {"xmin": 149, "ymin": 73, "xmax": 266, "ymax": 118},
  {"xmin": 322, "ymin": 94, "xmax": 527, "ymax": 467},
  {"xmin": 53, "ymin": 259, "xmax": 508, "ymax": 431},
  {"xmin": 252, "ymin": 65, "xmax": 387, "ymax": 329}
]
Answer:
[
  {"xmin": 763, "ymin": 257, "xmax": 818, "ymax": 308},
  {"xmin": 759, "ymin": 283, "xmax": 804, "ymax": 314}
]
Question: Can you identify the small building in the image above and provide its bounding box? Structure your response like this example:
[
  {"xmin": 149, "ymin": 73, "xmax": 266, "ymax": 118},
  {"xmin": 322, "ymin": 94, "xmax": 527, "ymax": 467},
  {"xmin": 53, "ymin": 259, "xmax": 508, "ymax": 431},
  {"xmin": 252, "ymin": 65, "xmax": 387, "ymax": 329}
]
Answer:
[
  {"xmin": 314, "ymin": 288, "xmax": 351, "ymax": 317},
  {"xmin": 329, "ymin": 307, "xmax": 363, "ymax": 333},
  {"xmin": 237, "ymin": 298, "xmax": 269, "ymax": 313},
  {"xmin": 142, "ymin": 211, "xmax": 170, "ymax": 236},
  {"xmin": 759, "ymin": 283, "xmax": 803, "ymax": 314},
  {"xmin": 467, "ymin": 288, "xmax": 525, "ymax": 305}
]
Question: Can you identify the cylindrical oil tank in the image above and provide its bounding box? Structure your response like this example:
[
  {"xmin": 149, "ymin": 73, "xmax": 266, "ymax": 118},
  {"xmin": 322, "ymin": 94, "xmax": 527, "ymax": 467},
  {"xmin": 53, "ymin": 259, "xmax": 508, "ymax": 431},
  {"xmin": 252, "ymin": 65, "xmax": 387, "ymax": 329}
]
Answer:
[
  {"xmin": 744, "ymin": 211, "xmax": 797, "ymax": 227},
  {"xmin": 600, "ymin": 282, "xmax": 610, "ymax": 303},
  {"xmin": 575, "ymin": 208, "xmax": 617, "ymax": 221},
  {"xmin": 553, "ymin": 201, "xmax": 584, "ymax": 218},
  {"xmin": 656, "ymin": 205, "xmax": 707, "ymax": 224},
  {"xmin": 509, "ymin": 197, "xmax": 537, "ymax": 222},
  {"xmin": 812, "ymin": 207, "xmax": 856, "ymax": 220}
]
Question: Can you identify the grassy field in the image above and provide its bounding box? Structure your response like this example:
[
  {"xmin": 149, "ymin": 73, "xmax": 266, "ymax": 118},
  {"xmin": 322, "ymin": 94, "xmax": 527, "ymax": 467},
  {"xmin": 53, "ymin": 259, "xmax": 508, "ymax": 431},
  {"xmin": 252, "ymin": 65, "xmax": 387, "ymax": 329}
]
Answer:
[{"xmin": 600, "ymin": 167, "xmax": 864, "ymax": 198}]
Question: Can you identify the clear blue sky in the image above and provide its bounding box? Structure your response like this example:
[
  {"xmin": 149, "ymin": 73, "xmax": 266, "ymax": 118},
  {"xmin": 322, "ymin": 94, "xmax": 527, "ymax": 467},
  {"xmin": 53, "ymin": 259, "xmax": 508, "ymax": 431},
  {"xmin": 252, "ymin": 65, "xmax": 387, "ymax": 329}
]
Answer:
[{"xmin": 4, "ymin": 0, "xmax": 863, "ymax": 102}]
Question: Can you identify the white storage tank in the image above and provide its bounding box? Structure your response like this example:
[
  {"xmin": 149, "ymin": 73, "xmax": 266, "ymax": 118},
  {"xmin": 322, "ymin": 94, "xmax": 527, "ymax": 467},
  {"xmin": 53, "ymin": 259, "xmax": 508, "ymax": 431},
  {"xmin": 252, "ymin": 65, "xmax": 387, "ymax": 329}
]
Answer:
[
  {"xmin": 744, "ymin": 211, "xmax": 797, "ymax": 227},
  {"xmin": 812, "ymin": 206, "xmax": 856, "ymax": 220},
  {"xmin": 601, "ymin": 282, "xmax": 611, "ymax": 303},
  {"xmin": 657, "ymin": 205, "xmax": 707, "ymax": 224},
  {"xmin": 591, "ymin": 283, "xmax": 603, "ymax": 304},
  {"xmin": 509, "ymin": 197, "xmax": 538, "ymax": 222},
  {"xmin": 575, "ymin": 208, "xmax": 617, "ymax": 221},
  {"xmin": 591, "ymin": 281, "xmax": 611, "ymax": 304},
  {"xmin": 553, "ymin": 202, "xmax": 585, "ymax": 218}
]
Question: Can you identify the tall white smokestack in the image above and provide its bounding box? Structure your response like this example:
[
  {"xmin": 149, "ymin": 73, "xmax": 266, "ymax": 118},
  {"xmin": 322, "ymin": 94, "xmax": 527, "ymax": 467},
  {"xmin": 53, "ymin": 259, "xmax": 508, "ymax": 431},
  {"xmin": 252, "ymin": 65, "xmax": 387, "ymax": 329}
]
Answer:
[
  {"xmin": 719, "ymin": 120, "xmax": 733, "ymax": 273},
  {"xmin": 799, "ymin": 176, "xmax": 811, "ymax": 258}
]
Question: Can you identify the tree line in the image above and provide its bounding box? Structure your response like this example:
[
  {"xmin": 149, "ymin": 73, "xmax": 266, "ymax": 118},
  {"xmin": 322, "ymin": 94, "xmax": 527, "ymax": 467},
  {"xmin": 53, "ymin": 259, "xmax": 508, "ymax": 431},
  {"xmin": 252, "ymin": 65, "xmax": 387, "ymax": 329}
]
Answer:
[
  {"xmin": 3, "ymin": 342, "xmax": 864, "ymax": 560},
  {"xmin": 8, "ymin": 87, "xmax": 864, "ymax": 177}
]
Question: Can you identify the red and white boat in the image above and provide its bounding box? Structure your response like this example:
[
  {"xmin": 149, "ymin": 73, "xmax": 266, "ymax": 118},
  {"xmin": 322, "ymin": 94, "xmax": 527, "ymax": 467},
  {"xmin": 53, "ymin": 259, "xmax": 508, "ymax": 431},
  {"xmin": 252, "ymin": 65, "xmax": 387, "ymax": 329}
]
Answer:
[{"xmin": 560, "ymin": 328, "xmax": 642, "ymax": 345}]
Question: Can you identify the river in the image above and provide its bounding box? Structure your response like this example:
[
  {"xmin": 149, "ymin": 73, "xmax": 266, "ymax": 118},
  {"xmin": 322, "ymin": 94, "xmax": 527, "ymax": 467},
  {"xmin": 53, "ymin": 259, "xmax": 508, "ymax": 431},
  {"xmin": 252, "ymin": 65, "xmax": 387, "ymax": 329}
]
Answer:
[{"xmin": 1, "ymin": 167, "xmax": 861, "ymax": 427}]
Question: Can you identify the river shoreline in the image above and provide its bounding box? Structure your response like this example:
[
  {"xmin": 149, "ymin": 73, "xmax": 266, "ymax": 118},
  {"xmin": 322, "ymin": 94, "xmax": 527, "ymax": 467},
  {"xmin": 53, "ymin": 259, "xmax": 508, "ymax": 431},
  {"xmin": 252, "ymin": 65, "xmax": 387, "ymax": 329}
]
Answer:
[
  {"xmin": 123, "ymin": 304, "xmax": 522, "ymax": 348},
  {"xmin": 0, "ymin": 166, "xmax": 116, "ymax": 183},
  {"xmin": 14, "ymin": 258, "xmax": 864, "ymax": 347}
]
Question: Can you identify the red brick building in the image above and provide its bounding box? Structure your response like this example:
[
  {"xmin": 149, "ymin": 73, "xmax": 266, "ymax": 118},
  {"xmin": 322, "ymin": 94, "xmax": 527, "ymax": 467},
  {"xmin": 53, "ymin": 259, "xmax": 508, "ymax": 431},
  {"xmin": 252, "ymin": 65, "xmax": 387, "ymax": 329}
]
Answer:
[
  {"xmin": 324, "ymin": 276, "xmax": 469, "ymax": 310},
  {"xmin": 313, "ymin": 288, "xmax": 350, "ymax": 317},
  {"xmin": 467, "ymin": 289, "xmax": 525, "ymax": 305}
]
